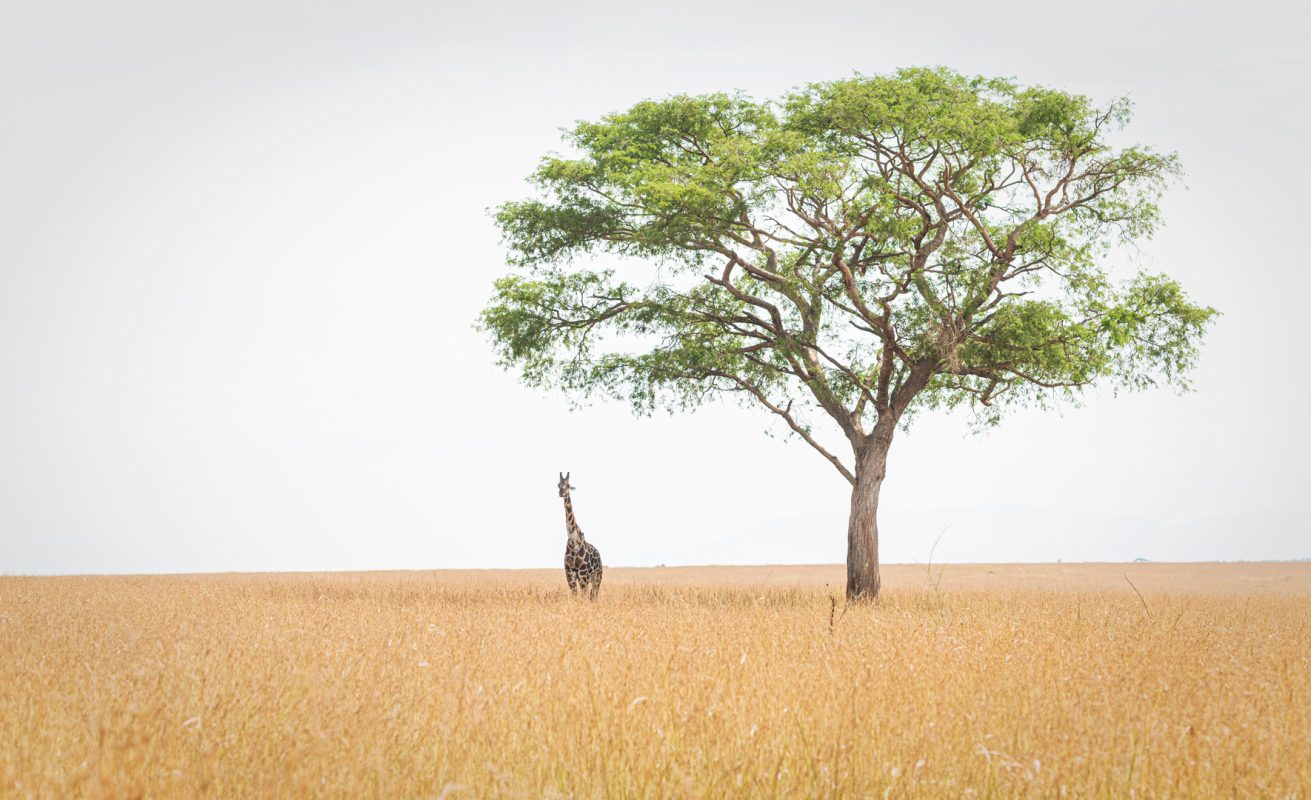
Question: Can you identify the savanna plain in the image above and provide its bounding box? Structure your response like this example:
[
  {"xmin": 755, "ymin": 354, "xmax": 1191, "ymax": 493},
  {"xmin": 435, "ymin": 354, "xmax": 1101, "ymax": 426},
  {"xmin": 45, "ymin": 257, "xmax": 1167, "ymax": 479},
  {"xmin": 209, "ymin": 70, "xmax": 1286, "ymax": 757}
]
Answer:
[{"xmin": 2, "ymin": 563, "xmax": 1308, "ymax": 798}]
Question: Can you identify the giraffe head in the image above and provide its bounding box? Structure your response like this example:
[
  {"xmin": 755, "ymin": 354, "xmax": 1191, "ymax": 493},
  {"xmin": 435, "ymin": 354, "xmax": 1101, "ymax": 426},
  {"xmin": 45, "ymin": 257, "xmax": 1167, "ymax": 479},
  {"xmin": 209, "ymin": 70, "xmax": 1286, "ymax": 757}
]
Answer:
[{"xmin": 557, "ymin": 472, "xmax": 574, "ymax": 498}]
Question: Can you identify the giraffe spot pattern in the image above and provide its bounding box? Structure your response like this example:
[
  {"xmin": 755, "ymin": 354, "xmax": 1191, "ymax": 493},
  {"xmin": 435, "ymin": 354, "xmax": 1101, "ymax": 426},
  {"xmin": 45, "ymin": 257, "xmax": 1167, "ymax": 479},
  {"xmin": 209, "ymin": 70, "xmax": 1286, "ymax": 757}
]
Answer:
[{"xmin": 565, "ymin": 539, "xmax": 602, "ymax": 599}]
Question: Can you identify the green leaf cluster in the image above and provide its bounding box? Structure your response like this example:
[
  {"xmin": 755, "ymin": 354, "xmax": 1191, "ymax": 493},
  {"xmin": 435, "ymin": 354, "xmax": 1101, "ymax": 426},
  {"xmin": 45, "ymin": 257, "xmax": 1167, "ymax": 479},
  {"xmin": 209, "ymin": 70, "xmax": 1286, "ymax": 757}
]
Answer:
[{"xmin": 480, "ymin": 67, "xmax": 1216, "ymax": 476}]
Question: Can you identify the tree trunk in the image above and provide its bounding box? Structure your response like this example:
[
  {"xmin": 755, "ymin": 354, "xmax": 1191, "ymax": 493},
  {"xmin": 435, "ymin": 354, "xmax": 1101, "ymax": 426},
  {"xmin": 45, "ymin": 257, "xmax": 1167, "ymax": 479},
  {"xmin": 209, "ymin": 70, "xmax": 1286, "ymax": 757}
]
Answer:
[{"xmin": 846, "ymin": 432, "xmax": 892, "ymax": 602}]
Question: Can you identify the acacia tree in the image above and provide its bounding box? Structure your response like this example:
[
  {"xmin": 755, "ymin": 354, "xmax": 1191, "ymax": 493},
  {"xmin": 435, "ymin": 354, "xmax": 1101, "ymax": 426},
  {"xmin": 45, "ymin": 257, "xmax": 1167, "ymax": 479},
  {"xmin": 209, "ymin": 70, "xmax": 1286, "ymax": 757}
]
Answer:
[{"xmin": 481, "ymin": 68, "xmax": 1215, "ymax": 601}]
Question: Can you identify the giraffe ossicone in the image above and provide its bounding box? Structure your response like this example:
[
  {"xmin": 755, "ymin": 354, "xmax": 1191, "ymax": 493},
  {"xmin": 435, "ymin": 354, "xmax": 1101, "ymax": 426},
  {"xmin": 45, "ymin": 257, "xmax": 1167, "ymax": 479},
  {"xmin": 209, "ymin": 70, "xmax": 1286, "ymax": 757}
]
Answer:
[{"xmin": 558, "ymin": 471, "xmax": 603, "ymax": 599}]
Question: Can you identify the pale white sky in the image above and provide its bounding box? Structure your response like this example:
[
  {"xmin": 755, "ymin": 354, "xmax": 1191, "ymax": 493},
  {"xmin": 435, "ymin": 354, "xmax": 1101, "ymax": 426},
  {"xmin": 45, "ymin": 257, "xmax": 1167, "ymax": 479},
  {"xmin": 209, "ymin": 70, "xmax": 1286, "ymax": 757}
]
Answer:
[{"xmin": 1, "ymin": 0, "xmax": 1308, "ymax": 574}]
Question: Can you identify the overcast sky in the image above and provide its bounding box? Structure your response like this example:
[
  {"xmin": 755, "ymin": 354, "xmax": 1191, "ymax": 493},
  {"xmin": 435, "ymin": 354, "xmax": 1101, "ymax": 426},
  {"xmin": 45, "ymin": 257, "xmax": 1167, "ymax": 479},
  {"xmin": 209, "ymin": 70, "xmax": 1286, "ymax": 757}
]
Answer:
[{"xmin": 2, "ymin": 0, "xmax": 1309, "ymax": 574}]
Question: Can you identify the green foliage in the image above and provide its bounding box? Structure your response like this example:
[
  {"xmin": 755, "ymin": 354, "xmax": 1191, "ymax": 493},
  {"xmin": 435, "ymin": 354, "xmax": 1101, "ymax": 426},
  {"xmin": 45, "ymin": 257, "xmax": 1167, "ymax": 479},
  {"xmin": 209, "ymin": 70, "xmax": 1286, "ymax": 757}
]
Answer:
[{"xmin": 480, "ymin": 67, "xmax": 1216, "ymax": 477}]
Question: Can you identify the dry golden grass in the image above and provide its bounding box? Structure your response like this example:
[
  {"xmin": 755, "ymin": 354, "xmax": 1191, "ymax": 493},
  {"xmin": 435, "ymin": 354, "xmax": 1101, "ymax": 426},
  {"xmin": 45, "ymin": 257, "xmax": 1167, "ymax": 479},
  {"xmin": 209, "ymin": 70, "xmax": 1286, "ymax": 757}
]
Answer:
[{"xmin": 2, "ymin": 563, "xmax": 1308, "ymax": 798}]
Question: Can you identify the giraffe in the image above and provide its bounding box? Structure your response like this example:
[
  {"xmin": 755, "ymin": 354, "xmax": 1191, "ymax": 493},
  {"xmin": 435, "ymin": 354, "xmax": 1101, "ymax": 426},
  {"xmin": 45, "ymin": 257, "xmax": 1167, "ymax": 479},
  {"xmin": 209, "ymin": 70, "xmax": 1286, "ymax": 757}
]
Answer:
[{"xmin": 558, "ymin": 472, "xmax": 602, "ymax": 599}]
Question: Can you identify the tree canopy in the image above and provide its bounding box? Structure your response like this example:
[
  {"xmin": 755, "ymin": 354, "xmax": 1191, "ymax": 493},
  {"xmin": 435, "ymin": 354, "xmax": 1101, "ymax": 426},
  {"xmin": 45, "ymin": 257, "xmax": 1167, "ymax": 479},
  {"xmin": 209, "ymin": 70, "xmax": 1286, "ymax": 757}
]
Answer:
[{"xmin": 481, "ymin": 67, "xmax": 1216, "ymax": 487}]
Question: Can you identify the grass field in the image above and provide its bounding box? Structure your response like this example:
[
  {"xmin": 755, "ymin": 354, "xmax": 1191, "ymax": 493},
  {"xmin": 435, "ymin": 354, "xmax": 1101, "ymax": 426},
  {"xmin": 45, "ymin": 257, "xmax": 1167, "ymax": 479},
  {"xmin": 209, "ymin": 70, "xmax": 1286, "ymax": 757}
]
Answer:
[{"xmin": 2, "ymin": 563, "xmax": 1308, "ymax": 798}]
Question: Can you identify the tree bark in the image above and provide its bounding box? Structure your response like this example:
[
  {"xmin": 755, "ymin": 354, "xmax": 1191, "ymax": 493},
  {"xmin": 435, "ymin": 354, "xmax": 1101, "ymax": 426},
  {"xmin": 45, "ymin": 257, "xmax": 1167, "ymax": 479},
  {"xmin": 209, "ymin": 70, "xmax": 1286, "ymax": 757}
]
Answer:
[{"xmin": 846, "ymin": 427, "xmax": 893, "ymax": 602}]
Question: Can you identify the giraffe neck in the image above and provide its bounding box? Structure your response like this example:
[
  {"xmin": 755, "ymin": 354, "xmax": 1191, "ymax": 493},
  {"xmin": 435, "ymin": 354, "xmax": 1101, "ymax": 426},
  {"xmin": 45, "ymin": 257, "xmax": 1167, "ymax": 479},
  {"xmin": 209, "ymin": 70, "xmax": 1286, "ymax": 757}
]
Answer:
[{"xmin": 562, "ymin": 492, "xmax": 584, "ymax": 543}]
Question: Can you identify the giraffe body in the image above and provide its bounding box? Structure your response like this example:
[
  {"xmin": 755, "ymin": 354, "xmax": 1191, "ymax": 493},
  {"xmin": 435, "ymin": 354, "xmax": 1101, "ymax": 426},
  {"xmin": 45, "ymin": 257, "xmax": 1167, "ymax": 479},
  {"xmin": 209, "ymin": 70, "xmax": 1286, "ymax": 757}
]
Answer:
[
  {"xmin": 558, "ymin": 472, "xmax": 602, "ymax": 599},
  {"xmin": 565, "ymin": 538, "xmax": 603, "ymax": 599}
]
